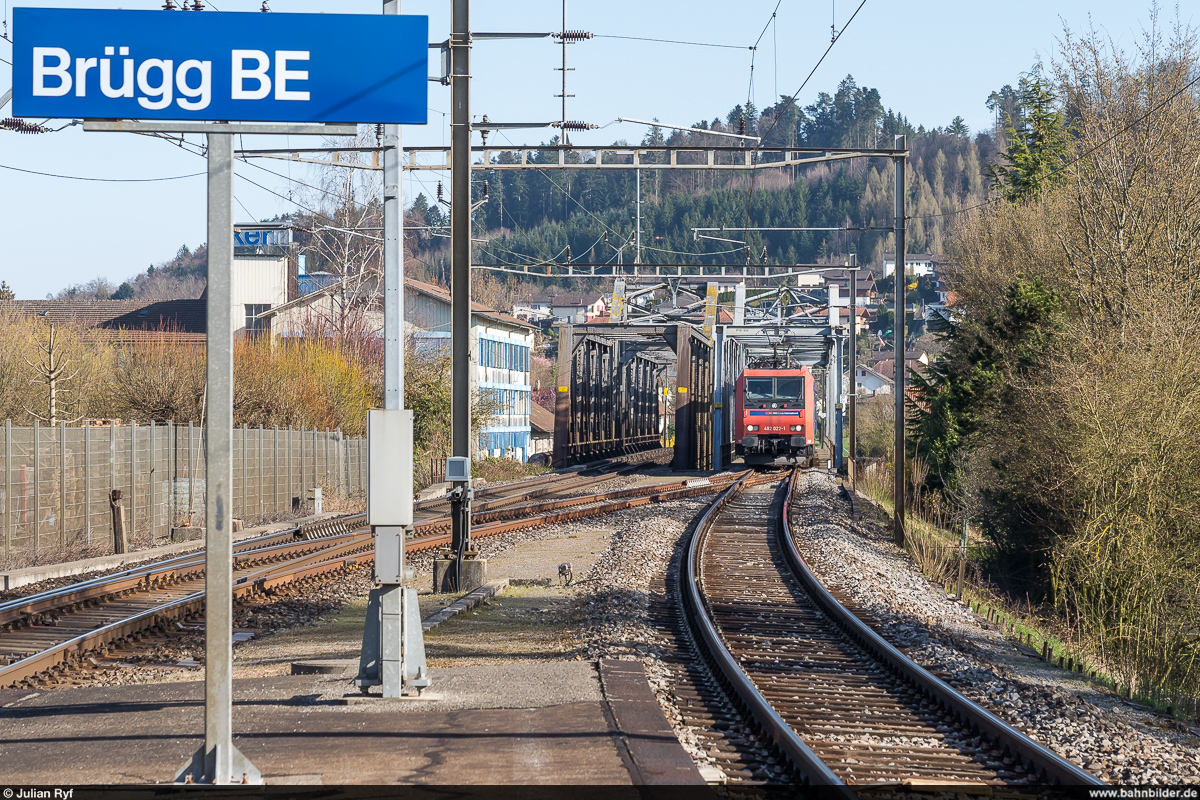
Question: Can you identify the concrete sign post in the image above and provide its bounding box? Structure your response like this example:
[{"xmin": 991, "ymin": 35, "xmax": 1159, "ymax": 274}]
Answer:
[{"xmin": 12, "ymin": 6, "xmax": 429, "ymax": 784}]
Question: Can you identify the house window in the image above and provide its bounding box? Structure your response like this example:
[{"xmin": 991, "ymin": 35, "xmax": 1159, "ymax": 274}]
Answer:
[{"xmin": 245, "ymin": 304, "xmax": 270, "ymax": 337}]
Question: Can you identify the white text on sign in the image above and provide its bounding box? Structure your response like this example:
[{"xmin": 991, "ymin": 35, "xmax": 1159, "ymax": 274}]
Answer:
[{"xmin": 32, "ymin": 47, "xmax": 312, "ymax": 111}]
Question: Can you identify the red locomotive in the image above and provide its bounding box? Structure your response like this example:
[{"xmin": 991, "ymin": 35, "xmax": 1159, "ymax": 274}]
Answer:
[{"xmin": 734, "ymin": 367, "xmax": 816, "ymax": 466}]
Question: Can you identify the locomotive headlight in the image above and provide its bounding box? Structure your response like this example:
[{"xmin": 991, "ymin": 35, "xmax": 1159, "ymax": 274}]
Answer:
[
  {"xmin": 771, "ymin": 402, "xmax": 779, "ymax": 409},
  {"xmin": 790, "ymin": 425, "xmax": 802, "ymax": 431},
  {"xmin": 746, "ymin": 425, "xmax": 759, "ymax": 432}
]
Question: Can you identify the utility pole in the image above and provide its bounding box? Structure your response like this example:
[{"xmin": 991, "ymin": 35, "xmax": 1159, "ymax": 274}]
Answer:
[
  {"xmin": 203, "ymin": 131, "xmax": 240, "ymax": 783},
  {"xmin": 353, "ymin": 0, "xmax": 427, "ymax": 701},
  {"xmin": 635, "ymin": 168, "xmax": 641, "ymax": 264},
  {"xmin": 957, "ymin": 516, "xmax": 968, "ymax": 599},
  {"xmin": 848, "ymin": 254, "xmax": 857, "ymax": 491},
  {"xmin": 556, "ymin": 0, "xmax": 572, "ymax": 144},
  {"xmin": 383, "ymin": 0, "xmax": 405, "ymax": 414},
  {"xmin": 893, "ymin": 136, "xmax": 907, "ymax": 548},
  {"xmin": 448, "ymin": 0, "xmax": 473, "ymax": 587}
]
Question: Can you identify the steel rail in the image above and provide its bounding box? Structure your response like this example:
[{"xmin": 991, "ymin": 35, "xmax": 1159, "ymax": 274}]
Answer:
[
  {"xmin": 0, "ymin": 466, "xmax": 724, "ymax": 687},
  {"xmin": 682, "ymin": 474, "xmax": 848, "ymax": 787},
  {"xmin": 0, "ymin": 526, "xmax": 365, "ymax": 628},
  {"xmin": 778, "ymin": 470, "xmax": 1104, "ymax": 786},
  {"xmin": 680, "ymin": 468, "xmax": 1105, "ymax": 786},
  {"xmin": 414, "ymin": 456, "xmax": 652, "ymax": 516},
  {"xmin": 406, "ymin": 477, "xmax": 752, "ymax": 553},
  {"xmin": 0, "ymin": 535, "xmax": 376, "ymax": 686},
  {"xmin": 2, "ymin": 469, "xmax": 675, "ymax": 633},
  {"xmin": 414, "ymin": 472, "xmax": 747, "ymax": 535},
  {"xmin": 0, "ymin": 538, "xmax": 375, "ymax": 686},
  {"xmin": 0, "ymin": 591, "xmax": 207, "ymax": 687},
  {"xmin": 0, "ymin": 519, "xmax": 362, "ymax": 621}
]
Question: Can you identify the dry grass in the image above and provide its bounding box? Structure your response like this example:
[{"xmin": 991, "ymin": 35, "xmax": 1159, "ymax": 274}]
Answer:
[
  {"xmin": 857, "ymin": 460, "xmax": 957, "ymax": 584},
  {"xmin": 472, "ymin": 457, "xmax": 551, "ymax": 486}
]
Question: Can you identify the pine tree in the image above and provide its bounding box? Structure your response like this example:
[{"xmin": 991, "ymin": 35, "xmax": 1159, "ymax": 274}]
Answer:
[
  {"xmin": 986, "ymin": 84, "xmax": 1021, "ymax": 141},
  {"xmin": 985, "ymin": 68, "xmax": 1070, "ymax": 202},
  {"xmin": 0, "ymin": 281, "xmax": 13, "ymax": 300}
]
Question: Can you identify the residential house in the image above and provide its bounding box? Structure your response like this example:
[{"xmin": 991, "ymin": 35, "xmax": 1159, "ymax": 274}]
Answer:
[
  {"xmin": 232, "ymin": 224, "xmax": 291, "ymax": 337},
  {"xmin": 871, "ymin": 350, "xmax": 931, "ymax": 383},
  {"xmin": 854, "ymin": 365, "xmax": 893, "ymax": 396},
  {"xmin": 11, "ymin": 227, "xmax": 293, "ymax": 340},
  {"xmin": 882, "ymin": 253, "xmax": 940, "ymax": 278},
  {"xmin": 830, "ymin": 306, "xmax": 873, "ymax": 330},
  {"xmin": 822, "ymin": 269, "xmax": 879, "ymax": 307},
  {"xmin": 262, "ymin": 277, "xmax": 538, "ymax": 461},
  {"xmin": 267, "ymin": 278, "xmax": 537, "ymax": 462},
  {"xmin": 524, "ymin": 294, "xmax": 606, "ymax": 323},
  {"xmin": 511, "ymin": 301, "xmax": 556, "ymax": 324}
]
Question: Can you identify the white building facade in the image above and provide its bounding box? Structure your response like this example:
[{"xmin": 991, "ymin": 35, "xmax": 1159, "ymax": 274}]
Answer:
[
  {"xmin": 855, "ymin": 365, "xmax": 893, "ymax": 396},
  {"xmin": 258, "ymin": 276, "xmax": 538, "ymax": 462},
  {"xmin": 233, "ymin": 254, "xmax": 288, "ymax": 336},
  {"xmin": 406, "ymin": 280, "xmax": 537, "ymax": 462},
  {"xmin": 882, "ymin": 253, "xmax": 938, "ymax": 278},
  {"xmin": 232, "ymin": 225, "xmax": 291, "ymax": 337}
]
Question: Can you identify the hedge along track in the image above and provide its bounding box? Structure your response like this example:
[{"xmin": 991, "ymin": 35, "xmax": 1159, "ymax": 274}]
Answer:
[
  {"xmin": 682, "ymin": 469, "xmax": 1104, "ymax": 788},
  {"xmin": 0, "ymin": 466, "xmax": 742, "ymax": 688}
]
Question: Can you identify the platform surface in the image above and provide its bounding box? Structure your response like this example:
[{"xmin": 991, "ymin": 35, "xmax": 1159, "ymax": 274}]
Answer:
[{"xmin": 0, "ymin": 661, "xmax": 704, "ymax": 785}]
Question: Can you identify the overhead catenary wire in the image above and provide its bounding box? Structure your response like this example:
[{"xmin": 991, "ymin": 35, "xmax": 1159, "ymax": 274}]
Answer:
[
  {"xmin": 739, "ymin": 0, "xmax": 869, "ymax": 244},
  {"xmin": 746, "ymin": 0, "xmax": 784, "ymax": 115},
  {"xmin": 234, "ymin": 193, "xmax": 257, "ymax": 223},
  {"xmin": 593, "ymin": 34, "xmax": 751, "ymax": 50},
  {"xmin": 0, "ymin": 162, "xmax": 205, "ymax": 182},
  {"xmin": 643, "ymin": 243, "xmax": 745, "ymax": 258},
  {"xmin": 494, "ymin": 129, "xmax": 626, "ymax": 244}
]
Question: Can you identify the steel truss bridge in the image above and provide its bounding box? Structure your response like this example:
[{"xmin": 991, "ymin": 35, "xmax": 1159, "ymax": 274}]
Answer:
[{"xmin": 553, "ymin": 277, "xmax": 857, "ymax": 473}]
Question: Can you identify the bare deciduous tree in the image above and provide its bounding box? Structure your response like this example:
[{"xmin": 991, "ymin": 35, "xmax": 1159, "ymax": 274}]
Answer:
[{"xmin": 24, "ymin": 324, "xmax": 82, "ymax": 425}]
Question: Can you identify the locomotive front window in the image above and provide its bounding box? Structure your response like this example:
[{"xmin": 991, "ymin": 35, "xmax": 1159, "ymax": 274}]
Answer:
[
  {"xmin": 746, "ymin": 378, "xmax": 774, "ymax": 403},
  {"xmin": 776, "ymin": 377, "xmax": 805, "ymax": 407}
]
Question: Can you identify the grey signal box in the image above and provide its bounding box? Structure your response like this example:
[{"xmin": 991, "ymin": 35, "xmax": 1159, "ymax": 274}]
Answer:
[
  {"xmin": 368, "ymin": 408, "xmax": 414, "ymax": 527},
  {"xmin": 446, "ymin": 456, "xmax": 471, "ymax": 482}
]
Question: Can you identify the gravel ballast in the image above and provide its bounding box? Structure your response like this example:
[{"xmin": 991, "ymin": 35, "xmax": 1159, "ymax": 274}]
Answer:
[
  {"xmin": 562, "ymin": 491, "xmax": 779, "ymax": 782},
  {"xmin": 789, "ymin": 469, "xmax": 1200, "ymax": 785}
]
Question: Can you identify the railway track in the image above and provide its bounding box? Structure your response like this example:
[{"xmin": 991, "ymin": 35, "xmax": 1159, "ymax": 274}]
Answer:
[
  {"xmin": 0, "ymin": 452, "xmax": 737, "ymax": 688},
  {"xmin": 680, "ymin": 469, "xmax": 1104, "ymax": 787}
]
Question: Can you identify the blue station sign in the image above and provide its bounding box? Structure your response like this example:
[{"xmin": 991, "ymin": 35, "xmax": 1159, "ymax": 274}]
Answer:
[{"xmin": 12, "ymin": 8, "xmax": 428, "ymax": 124}]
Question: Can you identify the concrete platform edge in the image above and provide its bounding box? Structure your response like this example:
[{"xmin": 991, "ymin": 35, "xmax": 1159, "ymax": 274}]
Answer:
[
  {"xmin": 598, "ymin": 658, "xmax": 707, "ymax": 785},
  {"xmin": 421, "ymin": 578, "xmax": 509, "ymax": 633}
]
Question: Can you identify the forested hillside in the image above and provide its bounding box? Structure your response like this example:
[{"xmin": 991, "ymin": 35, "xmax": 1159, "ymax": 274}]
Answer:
[
  {"xmin": 53, "ymin": 75, "xmax": 1001, "ymax": 301},
  {"xmin": 409, "ymin": 76, "xmax": 998, "ymax": 287}
]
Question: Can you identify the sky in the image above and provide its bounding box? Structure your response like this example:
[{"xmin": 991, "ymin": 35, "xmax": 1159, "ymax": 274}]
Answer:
[{"xmin": 0, "ymin": 0, "xmax": 1178, "ymax": 299}]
